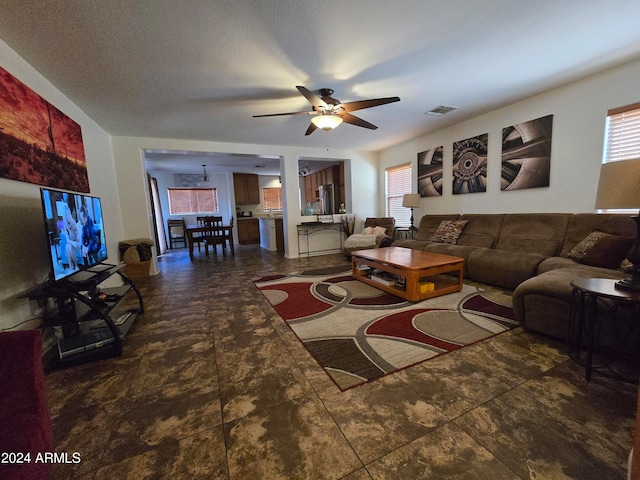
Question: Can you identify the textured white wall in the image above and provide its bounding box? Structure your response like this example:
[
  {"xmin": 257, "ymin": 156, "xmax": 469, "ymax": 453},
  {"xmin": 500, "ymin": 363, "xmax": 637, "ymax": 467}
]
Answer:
[
  {"xmin": 111, "ymin": 136, "xmax": 379, "ymax": 259},
  {"xmin": 379, "ymin": 57, "xmax": 640, "ymax": 217},
  {"xmin": 0, "ymin": 40, "xmax": 123, "ymax": 331}
]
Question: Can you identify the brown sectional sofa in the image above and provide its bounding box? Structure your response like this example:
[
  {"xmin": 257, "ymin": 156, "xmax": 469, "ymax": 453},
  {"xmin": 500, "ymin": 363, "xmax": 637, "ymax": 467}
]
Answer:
[{"xmin": 392, "ymin": 213, "xmax": 636, "ymax": 344}]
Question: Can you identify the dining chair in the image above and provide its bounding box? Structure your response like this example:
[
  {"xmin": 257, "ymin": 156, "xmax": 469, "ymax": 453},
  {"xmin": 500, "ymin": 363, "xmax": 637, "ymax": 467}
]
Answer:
[
  {"xmin": 191, "ymin": 216, "xmax": 209, "ymax": 252},
  {"xmin": 167, "ymin": 218, "xmax": 186, "ymax": 248},
  {"xmin": 201, "ymin": 216, "xmax": 226, "ymax": 256}
]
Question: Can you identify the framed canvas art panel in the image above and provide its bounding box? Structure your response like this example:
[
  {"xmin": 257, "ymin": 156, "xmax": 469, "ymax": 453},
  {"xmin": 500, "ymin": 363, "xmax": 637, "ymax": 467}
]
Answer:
[
  {"xmin": 501, "ymin": 114, "xmax": 553, "ymax": 191},
  {"xmin": 0, "ymin": 67, "xmax": 89, "ymax": 192},
  {"xmin": 417, "ymin": 146, "xmax": 443, "ymax": 197},
  {"xmin": 452, "ymin": 133, "xmax": 488, "ymax": 195}
]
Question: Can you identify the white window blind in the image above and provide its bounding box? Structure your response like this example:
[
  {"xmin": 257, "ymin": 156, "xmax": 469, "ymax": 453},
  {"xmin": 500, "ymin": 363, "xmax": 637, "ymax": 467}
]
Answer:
[
  {"xmin": 385, "ymin": 163, "xmax": 412, "ymax": 227},
  {"xmin": 262, "ymin": 187, "xmax": 282, "ymax": 210},
  {"xmin": 604, "ymin": 102, "xmax": 640, "ymax": 163},
  {"xmin": 168, "ymin": 188, "xmax": 219, "ymax": 215},
  {"xmin": 600, "ymin": 103, "xmax": 640, "ymax": 213}
]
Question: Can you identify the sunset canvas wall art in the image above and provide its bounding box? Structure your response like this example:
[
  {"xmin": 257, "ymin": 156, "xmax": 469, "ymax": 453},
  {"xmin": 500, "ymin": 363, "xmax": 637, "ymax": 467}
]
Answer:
[{"xmin": 0, "ymin": 67, "xmax": 89, "ymax": 192}]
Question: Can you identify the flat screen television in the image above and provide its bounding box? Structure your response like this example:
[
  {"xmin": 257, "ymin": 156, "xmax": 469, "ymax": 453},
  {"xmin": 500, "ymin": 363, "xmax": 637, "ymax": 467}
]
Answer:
[{"xmin": 40, "ymin": 187, "xmax": 108, "ymax": 283}]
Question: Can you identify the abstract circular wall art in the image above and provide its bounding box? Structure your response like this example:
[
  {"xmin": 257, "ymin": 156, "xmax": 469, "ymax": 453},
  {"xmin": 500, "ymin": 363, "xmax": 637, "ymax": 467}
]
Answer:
[
  {"xmin": 452, "ymin": 133, "xmax": 488, "ymax": 195},
  {"xmin": 501, "ymin": 115, "xmax": 553, "ymax": 191},
  {"xmin": 417, "ymin": 146, "xmax": 443, "ymax": 197}
]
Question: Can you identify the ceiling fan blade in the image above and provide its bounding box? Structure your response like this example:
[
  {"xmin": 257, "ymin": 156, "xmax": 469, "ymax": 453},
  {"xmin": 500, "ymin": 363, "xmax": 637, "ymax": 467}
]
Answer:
[
  {"xmin": 253, "ymin": 111, "xmax": 314, "ymax": 118},
  {"xmin": 304, "ymin": 122, "xmax": 318, "ymax": 136},
  {"xmin": 341, "ymin": 96, "xmax": 400, "ymax": 113},
  {"xmin": 297, "ymin": 86, "xmax": 327, "ymax": 109},
  {"xmin": 341, "ymin": 112, "xmax": 378, "ymax": 130}
]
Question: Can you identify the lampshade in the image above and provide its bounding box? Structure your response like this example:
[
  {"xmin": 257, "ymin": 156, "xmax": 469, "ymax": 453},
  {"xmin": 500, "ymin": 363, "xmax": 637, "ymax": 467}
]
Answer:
[
  {"xmin": 311, "ymin": 114, "xmax": 343, "ymax": 131},
  {"xmin": 595, "ymin": 158, "xmax": 640, "ymax": 290},
  {"xmin": 402, "ymin": 193, "xmax": 421, "ymax": 208},
  {"xmin": 595, "ymin": 158, "xmax": 640, "ymax": 209}
]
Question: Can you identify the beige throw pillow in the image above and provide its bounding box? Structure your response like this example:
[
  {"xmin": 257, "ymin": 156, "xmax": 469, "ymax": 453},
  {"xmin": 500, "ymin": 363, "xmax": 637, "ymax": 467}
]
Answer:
[
  {"xmin": 565, "ymin": 231, "xmax": 611, "ymax": 260},
  {"xmin": 431, "ymin": 220, "xmax": 468, "ymax": 244}
]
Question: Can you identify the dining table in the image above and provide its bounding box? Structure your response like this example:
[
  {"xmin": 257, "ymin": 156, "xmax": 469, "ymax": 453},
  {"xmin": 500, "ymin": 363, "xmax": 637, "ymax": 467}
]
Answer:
[{"xmin": 185, "ymin": 224, "xmax": 234, "ymax": 259}]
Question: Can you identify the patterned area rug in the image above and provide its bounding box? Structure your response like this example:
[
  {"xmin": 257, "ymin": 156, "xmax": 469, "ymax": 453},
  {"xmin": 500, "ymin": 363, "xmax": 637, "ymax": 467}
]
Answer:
[{"xmin": 254, "ymin": 266, "xmax": 518, "ymax": 390}]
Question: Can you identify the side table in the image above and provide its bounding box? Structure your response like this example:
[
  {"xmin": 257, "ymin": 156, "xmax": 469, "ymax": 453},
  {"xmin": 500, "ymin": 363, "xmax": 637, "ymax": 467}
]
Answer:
[
  {"xmin": 569, "ymin": 278, "xmax": 640, "ymax": 382},
  {"xmin": 394, "ymin": 227, "xmax": 415, "ymax": 240}
]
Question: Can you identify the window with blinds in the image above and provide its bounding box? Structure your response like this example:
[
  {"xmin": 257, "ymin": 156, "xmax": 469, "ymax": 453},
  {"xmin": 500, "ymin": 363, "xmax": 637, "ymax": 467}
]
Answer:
[
  {"xmin": 262, "ymin": 187, "xmax": 282, "ymax": 210},
  {"xmin": 604, "ymin": 102, "xmax": 640, "ymax": 163},
  {"xmin": 385, "ymin": 163, "xmax": 413, "ymax": 226},
  {"xmin": 601, "ymin": 103, "xmax": 640, "ymax": 213},
  {"xmin": 168, "ymin": 188, "xmax": 219, "ymax": 214}
]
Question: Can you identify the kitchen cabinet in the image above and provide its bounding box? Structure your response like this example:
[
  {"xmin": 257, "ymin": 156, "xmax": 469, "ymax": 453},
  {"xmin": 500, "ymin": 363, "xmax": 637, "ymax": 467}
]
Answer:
[
  {"xmin": 304, "ymin": 175, "xmax": 316, "ymax": 203},
  {"xmin": 237, "ymin": 218, "xmax": 260, "ymax": 244},
  {"xmin": 233, "ymin": 173, "xmax": 260, "ymax": 205},
  {"xmin": 303, "ymin": 165, "xmax": 344, "ymax": 203}
]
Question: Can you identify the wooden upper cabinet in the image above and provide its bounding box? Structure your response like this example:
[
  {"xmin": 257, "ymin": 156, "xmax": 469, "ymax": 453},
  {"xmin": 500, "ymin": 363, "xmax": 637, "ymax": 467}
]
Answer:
[
  {"xmin": 302, "ymin": 164, "xmax": 346, "ymax": 204},
  {"xmin": 304, "ymin": 175, "xmax": 315, "ymax": 203},
  {"xmin": 233, "ymin": 173, "xmax": 260, "ymax": 205}
]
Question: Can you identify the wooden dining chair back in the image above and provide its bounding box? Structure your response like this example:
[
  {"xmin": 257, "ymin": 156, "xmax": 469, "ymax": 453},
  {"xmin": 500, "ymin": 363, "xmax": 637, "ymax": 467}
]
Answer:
[
  {"xmin": 167, "ymin": 218, "xmax": 186, "ymax": 248},
  {"xmin": 186, "ymin": 216, "xmax": 207, "ymax": 252},
  {"xmin": 201, "ymin": 216, "xmax": 226, "ymax": 256}
]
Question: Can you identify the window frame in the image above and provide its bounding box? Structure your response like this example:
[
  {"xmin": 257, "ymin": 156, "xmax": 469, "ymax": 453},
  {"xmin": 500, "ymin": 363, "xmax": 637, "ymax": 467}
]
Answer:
[
  {"xmin": 600, "ymin": 102, "xmax": 640, "ymax": 213},
  {"xmin": 385, "ymin": 163, "xmax": 413, "ymax": 227},
  {"xmin": 168, "ymin": 188, "xmax": 219, "ymax": 215},
  {"xmin": 262, "ymin": 187, "xmax": 283, "ymax": 211}
]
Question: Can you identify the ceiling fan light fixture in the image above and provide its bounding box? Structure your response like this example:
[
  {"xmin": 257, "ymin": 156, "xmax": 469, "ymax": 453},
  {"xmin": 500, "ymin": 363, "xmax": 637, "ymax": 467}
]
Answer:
[{"xmin": 311, "ymin": 114, "xmax": 343, "ymax": 131}]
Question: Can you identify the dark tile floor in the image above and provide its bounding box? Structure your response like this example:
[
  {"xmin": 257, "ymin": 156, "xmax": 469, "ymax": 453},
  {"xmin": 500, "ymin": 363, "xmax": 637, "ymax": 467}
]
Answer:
[{"xmin": 44, "ymin": 245, "xmax": 637, "ymax": 479}]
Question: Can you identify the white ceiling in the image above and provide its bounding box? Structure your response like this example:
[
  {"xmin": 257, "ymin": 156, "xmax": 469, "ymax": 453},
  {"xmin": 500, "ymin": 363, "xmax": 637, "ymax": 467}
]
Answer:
[{"xmin": 2, "ymin": 0, "xmax": 640, "ymax": 175}]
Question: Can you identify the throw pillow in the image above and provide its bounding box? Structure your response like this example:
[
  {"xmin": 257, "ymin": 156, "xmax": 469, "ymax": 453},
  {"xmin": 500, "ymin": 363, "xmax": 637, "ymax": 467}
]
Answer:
[
  {"xmin": 361, "ymin": 227, "xmax": 374, "ymax": 235},
  {"xmin": 565, "ymin": 231, "xmax": 611, "ymax": 259},
  {"xmin": 373, "ymin": 226, "xmax": 387, "ymax": 236},
  {"xmin": 431, "ymin": 220, "xmax": 468, "ymax": 244},
  {"xmin": 580, "ymin": 235, "xmax": 635, "ymax": 269}
]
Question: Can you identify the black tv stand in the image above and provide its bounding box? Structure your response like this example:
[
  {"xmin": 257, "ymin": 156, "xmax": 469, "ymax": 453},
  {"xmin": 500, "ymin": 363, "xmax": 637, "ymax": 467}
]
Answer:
[{"xmin": 26, "ymin": 263, "xmax": 144, "ymax": 366}]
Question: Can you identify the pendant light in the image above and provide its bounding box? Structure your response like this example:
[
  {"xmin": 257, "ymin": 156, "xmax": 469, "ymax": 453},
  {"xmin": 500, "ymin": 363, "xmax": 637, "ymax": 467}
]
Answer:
[{"xmin": 197, "ymin": 164, "xmax": 213, "ymax": 187}]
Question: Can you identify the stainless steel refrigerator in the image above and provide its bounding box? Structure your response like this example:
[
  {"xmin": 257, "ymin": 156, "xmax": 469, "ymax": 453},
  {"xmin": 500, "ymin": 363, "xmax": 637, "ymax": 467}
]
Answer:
[{"xmin": 318, "ymin": 184, "xmax": 339, "ymax": 215}]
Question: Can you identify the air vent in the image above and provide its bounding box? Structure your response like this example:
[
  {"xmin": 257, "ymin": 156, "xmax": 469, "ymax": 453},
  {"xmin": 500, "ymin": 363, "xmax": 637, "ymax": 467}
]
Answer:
[{"xmin": 424, "ymin": 105, "xmax": 458, "ymax": 116}]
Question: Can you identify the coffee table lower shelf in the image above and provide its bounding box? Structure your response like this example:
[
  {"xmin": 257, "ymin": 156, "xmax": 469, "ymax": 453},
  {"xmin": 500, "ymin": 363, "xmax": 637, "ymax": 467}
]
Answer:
[
  {"xmin": 355, "ymin": 272, "xmax": 462, "ymax": 301},
  {"xmin": 351, "ymin": 248, "xmax": 464, "ymax": 302}
]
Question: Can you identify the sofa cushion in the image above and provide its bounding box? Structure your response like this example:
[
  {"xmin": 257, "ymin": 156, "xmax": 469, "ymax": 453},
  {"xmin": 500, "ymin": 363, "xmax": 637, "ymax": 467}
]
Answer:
[
  {"xmin": 430, "ymin": 220, "xmax": 468, "ymax": 244},
  {"xmin": 423, "ymin": 243, "xmax": 478, "ymax": 277},
  {"xmin": 560, "ymin": 213, "xmax": 636, "ymax": 257},
  {"xmin": 414, "ymin": 214, "xmax": 460, "ymax": 241},
  {"xmin": 538, "ymin": 256, "xmax": 627, "ymax": 277},
  {"xmin": 391, "ymin": 239, "xmax": 430, "ymax": 250},
  {"xmin": 457, "ymin": 214, "xmax": 505, "ymax": 248},
  {"xmin": 513, "ymin": 267, "xmax": 631, "ymax": 349},
  {"xmin": 495, "ymin": 213, "xmax": 571, "ymax": 256},
  {"xmin": 467, "ymin": 248, "xmax": 548, "ymax": 290}
]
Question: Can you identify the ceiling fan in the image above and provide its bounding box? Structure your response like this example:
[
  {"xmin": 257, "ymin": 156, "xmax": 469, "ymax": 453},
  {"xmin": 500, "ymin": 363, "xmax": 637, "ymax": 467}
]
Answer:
[{"xmin": 253, "ymin": 86, "xmax": 400, "ymax": 135}]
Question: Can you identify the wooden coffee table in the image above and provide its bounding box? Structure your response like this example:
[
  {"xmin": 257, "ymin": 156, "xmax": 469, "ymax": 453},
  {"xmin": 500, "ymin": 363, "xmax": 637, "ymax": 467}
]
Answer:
[{"xmin": 351, "ymin": 247, "xmax": 464, "ymax": 301}]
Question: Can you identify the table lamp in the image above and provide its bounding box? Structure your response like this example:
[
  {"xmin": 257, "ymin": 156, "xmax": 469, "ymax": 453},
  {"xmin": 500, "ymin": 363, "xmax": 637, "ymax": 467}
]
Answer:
[
  {"xmin": 402, "ymin": 193, "xmax": 421, "ymax": 231},
  {"xmin": 594, "ymin": 158, "xmax": 640, "ymax": 290}
]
